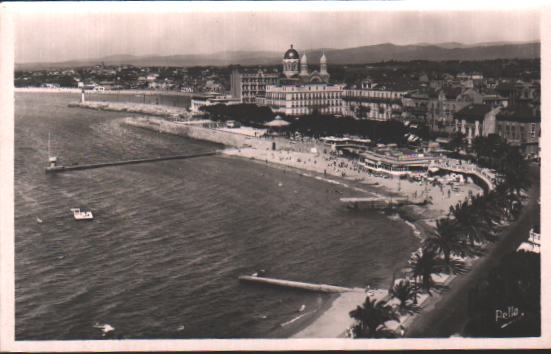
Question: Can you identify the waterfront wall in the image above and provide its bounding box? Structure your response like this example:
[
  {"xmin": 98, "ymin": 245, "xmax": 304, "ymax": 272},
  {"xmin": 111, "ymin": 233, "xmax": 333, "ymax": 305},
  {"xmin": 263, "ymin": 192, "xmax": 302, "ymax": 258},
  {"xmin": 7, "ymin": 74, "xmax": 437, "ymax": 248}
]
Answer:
[
  {"xmin": 68, "ymin": 101, "xmax": 193, "ymax": 119},
  {"xmin": 124, "ymin": 117, "xmax": 266, "ymax": 148}
]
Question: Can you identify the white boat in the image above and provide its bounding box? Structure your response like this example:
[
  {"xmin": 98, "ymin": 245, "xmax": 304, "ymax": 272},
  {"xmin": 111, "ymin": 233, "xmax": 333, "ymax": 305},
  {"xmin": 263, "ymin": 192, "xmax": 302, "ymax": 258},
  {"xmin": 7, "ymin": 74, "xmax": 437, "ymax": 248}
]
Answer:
[
  {"xmin": 70, "ymin": 208, "xmax": 94, "ymax": 220},
  {"xmin": 48, "ymin": 132, "xmax": 58, "ymax": 168}
]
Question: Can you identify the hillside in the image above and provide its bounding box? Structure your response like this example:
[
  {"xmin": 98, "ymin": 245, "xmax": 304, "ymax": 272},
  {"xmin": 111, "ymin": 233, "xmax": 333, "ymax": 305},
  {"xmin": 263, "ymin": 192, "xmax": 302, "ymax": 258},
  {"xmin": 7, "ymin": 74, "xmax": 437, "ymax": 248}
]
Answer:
[{"xmin": 16, "ymin": 41, "xmax": 540, "ymax": 70}]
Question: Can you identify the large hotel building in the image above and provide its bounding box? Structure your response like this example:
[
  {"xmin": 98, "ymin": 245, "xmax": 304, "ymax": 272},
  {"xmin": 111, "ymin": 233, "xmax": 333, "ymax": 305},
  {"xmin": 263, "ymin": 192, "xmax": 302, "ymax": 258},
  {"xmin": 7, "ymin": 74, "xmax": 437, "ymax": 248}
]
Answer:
[
  {"xmin": 230, "ymin": 69, "xmax": 279, "ymax": 104},
  {"xmin": 231, "ymin": 45, "xmax": 344, "ymax": 116}
]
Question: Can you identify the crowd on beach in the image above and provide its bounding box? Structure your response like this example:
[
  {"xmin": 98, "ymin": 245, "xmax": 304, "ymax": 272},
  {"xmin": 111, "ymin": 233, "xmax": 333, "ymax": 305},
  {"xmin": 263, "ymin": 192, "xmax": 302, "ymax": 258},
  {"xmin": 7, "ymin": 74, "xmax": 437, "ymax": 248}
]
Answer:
[{"xmin": 224, "ymin": 142, "xmax": 483, "ymax": 218}]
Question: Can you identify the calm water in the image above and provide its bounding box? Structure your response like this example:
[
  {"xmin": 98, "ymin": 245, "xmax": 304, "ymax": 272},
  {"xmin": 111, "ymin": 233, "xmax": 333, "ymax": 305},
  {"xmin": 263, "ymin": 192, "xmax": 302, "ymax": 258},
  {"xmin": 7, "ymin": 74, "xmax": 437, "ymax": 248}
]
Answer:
[{"xmin": 15, "ymin": 92, "xmax": 419, "ymax": 340}]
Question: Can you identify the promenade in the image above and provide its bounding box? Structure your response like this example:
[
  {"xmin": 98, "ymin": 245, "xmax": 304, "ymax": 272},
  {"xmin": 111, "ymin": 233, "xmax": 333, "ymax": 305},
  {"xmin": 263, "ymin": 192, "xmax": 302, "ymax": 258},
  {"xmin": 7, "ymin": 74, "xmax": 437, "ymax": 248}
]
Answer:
[{"xmin": 405, "ymin": 164, "xmax": 540, "ymax": 337}]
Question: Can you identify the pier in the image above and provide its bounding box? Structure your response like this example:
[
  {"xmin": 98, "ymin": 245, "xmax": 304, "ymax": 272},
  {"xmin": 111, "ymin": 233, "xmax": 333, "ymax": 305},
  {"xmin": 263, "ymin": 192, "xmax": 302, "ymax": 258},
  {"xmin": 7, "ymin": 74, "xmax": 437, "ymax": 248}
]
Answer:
[
  {"xmin": 238, "ymin": 275, "xmax": 361, "ymax": 293},
  {"xmin": 339, "ymin": 196, "xmax": 413, "ymax": 209},
  {"xmin": 45, "ymin": 151, "xmax": 219, "ymax": 173}
]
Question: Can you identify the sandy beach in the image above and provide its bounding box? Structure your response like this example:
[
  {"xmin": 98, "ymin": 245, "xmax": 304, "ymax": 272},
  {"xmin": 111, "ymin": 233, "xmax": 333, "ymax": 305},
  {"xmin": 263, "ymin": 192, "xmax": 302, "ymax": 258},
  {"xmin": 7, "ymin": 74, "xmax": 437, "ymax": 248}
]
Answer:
[
  {"xmin": 222, "ymin": 146, "xmax": 482, "ymax": 219},
  {"xmin": 66, "ymin": 101, "xmax": 491, "ymax": 338},
  {"xmin": 221, "ymin": 145, "xmax": 484, "ymax": 338}
]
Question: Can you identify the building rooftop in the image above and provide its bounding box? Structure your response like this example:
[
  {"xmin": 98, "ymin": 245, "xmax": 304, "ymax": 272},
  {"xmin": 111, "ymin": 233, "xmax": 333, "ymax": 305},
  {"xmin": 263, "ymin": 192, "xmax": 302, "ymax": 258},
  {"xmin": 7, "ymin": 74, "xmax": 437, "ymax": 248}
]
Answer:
[
  {"xmin": 371, "ymin": 81, "xmax": 420, "ymax": 92},
  {"xmin": 284, "ymin": 45, "xmax": 300, "ymax": 60},
  {"xmin": 496, "ymin": 104, "xmax": 541, "ymax": 123},
  {"xmin": 454, "ymin": 104, "xmax": 492, "ymax": 122},
  {"xmin": 441, "ymin": 87, "xmax": 463, "ymax": 100}
]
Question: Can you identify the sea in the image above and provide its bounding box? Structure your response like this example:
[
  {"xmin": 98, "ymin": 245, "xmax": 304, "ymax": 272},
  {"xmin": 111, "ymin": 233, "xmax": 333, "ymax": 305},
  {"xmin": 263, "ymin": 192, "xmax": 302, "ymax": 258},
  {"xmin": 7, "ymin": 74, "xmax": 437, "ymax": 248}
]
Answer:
[{"xmin": 14, "ymin": 92, "xmax": 419, "ymax": 340}]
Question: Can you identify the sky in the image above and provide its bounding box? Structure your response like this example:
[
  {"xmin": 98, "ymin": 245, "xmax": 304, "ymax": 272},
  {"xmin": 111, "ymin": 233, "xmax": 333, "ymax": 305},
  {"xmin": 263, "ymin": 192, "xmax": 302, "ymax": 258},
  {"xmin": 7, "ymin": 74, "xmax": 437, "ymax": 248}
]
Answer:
[{"xmin": 12, "ymin": 3, "xmax": 541, "ymax": 64}]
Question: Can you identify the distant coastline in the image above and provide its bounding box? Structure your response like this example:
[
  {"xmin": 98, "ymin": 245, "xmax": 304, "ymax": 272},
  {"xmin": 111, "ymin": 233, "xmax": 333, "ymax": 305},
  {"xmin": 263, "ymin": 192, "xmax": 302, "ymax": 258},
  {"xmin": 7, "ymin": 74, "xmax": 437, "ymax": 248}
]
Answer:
[{"xmin": 15, "ymin": 87, "xmax": 195, "ymax": 97}]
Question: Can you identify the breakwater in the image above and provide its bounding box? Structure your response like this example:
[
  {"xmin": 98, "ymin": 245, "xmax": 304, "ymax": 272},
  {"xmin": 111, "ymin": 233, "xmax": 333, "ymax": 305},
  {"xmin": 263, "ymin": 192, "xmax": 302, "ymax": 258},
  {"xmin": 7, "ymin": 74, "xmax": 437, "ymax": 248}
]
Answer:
[
  {"xmin": 340, "ymin": 196, "xmax": 413, "ymax": 209},
  {"xmin": 238, "ymin": 275, "xmax": 360, "ymax": 293},
  {"xmin": 68, "ymin": 101, "xmax": 192, "ymax": 119},
  {"xmin": 45, "ymin": 151, "xmax": 219, "ymax": 173},
  {"xmin": 124, "ymin": 117, "xmax": 266, "ymax": 148}
]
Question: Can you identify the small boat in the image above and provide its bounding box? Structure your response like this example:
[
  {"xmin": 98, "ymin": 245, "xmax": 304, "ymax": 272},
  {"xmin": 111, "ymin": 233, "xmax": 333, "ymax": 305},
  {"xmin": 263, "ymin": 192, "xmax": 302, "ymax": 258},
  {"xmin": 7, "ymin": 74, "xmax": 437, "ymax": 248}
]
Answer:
[
  {"xmin": 251, "ymin": 269, "xmax": 266, "ymax": 277},
  {"xmin": 93, "ymin": 322, "xmax": 114, "ymax": 336},
  {"xmin": 70, "ymin": 208, "xmax": 94, "ymax": 220},
  {"xmin": 36, "ymin": 217, "xmax": 43, "ymax": 224}
]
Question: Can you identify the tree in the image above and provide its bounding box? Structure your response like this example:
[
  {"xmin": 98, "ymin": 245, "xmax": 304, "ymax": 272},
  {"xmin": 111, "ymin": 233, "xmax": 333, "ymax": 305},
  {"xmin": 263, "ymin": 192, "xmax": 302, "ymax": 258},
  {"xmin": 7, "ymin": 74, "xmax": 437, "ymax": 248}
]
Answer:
[
  {"xmin": 424, "ymin": 218, "xmax": 469, "ymax": 272},
  {"xmin": 472, "ymin": 134, "xmax": 507, "ymax": 168},
  {"xmin": 349, "ymin": 297, "xmax": 399, "ymax": 338},
  {"xmin": 499, "ymin": 145, "xmax": 531, "ymax": 196},
  {"xmin": 408, "ymin": 247, "xmax": 446, "ymax": 294},
  {"xmin": 390, "ymin": 279, "xmax": 420, "ymax": 315},
  {"xmin": 469, "ymin": 194, "xmax": 500, "ymax": 242},
  {"xmin": 447, "ymin": 132, "xmax": 465, "ymax": 153},
  {"xmin": 449, "ymin": 200, "xmax": 491, "ymax": 246}
]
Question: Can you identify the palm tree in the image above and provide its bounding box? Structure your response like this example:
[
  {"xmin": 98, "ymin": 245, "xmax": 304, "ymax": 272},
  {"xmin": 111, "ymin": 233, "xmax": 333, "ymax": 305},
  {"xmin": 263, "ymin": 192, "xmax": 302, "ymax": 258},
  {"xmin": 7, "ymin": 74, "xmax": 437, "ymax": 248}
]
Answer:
[
  {"xmin": 349, "ymin": 297, "xmax": 399, "ymax": 338},
  {"xmin": 499, "ymin": 146, "xmax": 531, "ymax": 195},
  {"xmin": 390, "ymin": 279, "xmax": 420, "ymax": 315},
  {"xmin": 494, "ymin": 182, "xmax": 523, "ymax": 221},
  {"xmin": 475, "ymin": 193, "xmax": 502, "ymax": 227},
  {"xmin": 449, "ymin": 200, "xmax": 491, "ymax": 246},
  {"xmin": 424, "ymin": 218, "xmax": 469, "ymax": 272},
  {"xmin": 408, "ymin": 247, "xmax": 445, "ymax": 295}
]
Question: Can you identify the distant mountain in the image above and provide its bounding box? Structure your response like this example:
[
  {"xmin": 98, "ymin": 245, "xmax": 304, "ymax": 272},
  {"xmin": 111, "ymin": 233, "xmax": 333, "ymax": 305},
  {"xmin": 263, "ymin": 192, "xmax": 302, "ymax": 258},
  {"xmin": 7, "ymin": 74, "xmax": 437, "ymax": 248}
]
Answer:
[{"xmin": 16, "ymin": 41, "xmax": 540, "ymax": 70}]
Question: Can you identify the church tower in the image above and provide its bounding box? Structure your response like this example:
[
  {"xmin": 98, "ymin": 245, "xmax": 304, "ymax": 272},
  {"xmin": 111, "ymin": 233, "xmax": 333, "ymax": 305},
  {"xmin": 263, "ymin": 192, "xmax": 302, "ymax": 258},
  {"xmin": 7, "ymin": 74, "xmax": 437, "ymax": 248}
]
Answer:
[
  {"xmin": 299, "ymin": 53, "xmax": 309, "ymax": 77},
  {"xmin": 282, "ymin": 44, "xmax": 300, "ymax": 78},
  {"xmin": 320, "ymin": 51, "xmax": 329, "ymax": 82}
]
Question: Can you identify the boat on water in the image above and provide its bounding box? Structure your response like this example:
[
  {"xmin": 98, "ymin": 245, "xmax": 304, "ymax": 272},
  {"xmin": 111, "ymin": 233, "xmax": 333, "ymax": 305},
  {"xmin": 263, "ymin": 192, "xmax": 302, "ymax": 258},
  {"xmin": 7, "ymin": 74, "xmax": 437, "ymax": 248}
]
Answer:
[
  {"xmin": 47, "ymin": 132, "xmax": 58, "ymax": 168},
  {"xmin": 45, "ymin": 132, "xmax": 63, "ymax": 173},
  {"xmin": 70, "ymin": 208, "xmax": 94, "ymax": 220}
]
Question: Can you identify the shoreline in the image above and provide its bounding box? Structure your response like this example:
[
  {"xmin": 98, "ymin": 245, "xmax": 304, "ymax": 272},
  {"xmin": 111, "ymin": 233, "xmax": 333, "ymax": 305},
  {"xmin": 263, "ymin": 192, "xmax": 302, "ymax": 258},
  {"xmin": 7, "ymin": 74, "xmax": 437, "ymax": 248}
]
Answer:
[
  {"xmin": 15, "ymin": 87, "xmax": 196, "ymax": 97},
  {"xmin": 63, "ymin": 99, "xmax": 487, "ymax": 338},
  {"xmin": 121, "ymin": 113, "xmax": 479, "ymax": 339}
]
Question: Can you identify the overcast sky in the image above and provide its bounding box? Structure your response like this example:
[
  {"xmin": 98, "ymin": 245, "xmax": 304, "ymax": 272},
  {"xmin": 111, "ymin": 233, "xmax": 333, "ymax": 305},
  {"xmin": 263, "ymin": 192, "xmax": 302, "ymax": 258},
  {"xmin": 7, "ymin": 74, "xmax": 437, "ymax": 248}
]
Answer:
[{"xmin": 14, "ymin": 7, "xmax": 540, "ymax": 63}]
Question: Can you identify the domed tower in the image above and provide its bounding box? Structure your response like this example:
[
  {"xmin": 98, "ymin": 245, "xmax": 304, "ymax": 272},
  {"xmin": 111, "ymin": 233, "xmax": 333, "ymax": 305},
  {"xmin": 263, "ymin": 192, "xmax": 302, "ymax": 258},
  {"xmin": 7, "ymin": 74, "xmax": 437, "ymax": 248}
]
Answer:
[
  {"xmin": 283, "ymin": 44, "xmax": 300, "ymax": 78},
  {"xmin": 299, "ymin": 53, "xmax": 309, "ymax": 77},
  {"xmin": 320, "ymin": 51, "xmax": 329, "ymax": 82}
]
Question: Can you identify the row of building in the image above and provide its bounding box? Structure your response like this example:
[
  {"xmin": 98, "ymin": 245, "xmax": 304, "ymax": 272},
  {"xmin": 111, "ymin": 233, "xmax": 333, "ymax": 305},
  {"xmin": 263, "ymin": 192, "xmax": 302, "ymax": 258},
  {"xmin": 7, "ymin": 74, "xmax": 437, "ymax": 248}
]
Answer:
[{"xmin": 191, "ymin": 45, "xmax": 541, "ymax": 156}]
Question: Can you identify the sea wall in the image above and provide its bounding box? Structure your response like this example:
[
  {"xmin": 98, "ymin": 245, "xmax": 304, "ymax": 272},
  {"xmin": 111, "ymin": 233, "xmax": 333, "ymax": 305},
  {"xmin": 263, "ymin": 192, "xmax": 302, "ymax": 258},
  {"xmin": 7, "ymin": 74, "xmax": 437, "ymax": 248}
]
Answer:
[
  {"xmin": 68, "ymin": 101, "xmax": 192, "ymax": 119},
  {"xmin": 124, "ymin": 117, "xmax": 265, "ymax": 148}
]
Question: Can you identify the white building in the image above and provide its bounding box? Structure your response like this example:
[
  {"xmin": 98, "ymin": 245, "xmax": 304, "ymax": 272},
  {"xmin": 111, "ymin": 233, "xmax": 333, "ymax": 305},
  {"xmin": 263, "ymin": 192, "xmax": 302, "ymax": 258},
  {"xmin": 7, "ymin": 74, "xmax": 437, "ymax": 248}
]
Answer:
[
  {"xmin": 263, "ymin": 45, "xmax": 341, "ymax": 116},
  {"xmin": 265, "ymin": 83, "xmax": 344, "ymax": 116},
  {"xmin": 342, "ymin": 81, "xmax": 416, "ymax": 121},
  {"xmin": 231, "ymin": 69, "xmax": 279, "ymax": 103}
]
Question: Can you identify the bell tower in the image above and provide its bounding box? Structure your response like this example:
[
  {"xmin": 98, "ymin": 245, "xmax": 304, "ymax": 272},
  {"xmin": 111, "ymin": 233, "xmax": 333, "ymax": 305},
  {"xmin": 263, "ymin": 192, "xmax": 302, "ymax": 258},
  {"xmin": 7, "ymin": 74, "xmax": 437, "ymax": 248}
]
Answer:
[{"xmin": 320, "ymin": 51, "xmax": 329, "ymax": 82}]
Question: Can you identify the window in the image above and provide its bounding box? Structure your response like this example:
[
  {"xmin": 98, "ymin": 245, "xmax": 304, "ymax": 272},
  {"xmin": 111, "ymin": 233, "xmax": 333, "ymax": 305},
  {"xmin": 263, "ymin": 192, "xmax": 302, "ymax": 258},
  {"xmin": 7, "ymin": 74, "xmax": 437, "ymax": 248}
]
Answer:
[
  {"xmin": 531, "ymin": 123, "xmax": 536, "ymax": 138},
  {"xmin": 520, "ymin": 126, "xmax": 525, "ymax": 141}
]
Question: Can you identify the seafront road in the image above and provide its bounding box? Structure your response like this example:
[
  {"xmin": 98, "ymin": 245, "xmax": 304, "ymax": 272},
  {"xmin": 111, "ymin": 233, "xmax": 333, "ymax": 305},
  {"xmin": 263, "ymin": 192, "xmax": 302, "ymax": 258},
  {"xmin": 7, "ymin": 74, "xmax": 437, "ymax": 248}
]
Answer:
[{"xmin": 405, "ymin": 163, "xmax": 540, "ymax": 338}]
